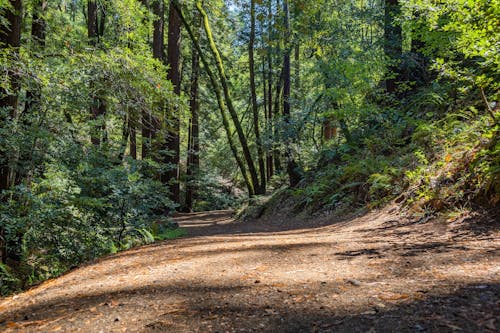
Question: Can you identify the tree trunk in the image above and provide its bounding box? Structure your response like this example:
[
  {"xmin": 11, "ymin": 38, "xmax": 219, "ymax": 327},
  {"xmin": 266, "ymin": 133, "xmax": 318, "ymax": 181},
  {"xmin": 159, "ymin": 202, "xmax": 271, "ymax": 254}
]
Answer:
[
  {"xmin": 384, "ymin": 0, "xmax": 402, "ymax": 95},
  {"xmin": 163, "ymin": 0, "xmax": 182, "ymax": 204},
  {"xmin": 0, "ymin": 0, "xmax": 22, "ymax": 264},
  {"xmin": 249, "ymin": 0, "xmax": 266, "ymax": 194},
  {"xmin": 196, "ymin": 1, "xmax": 259, "ymax": 195},
  {"xmin": 88, "ymin": 0, "xmax": 107, "ymax": 146},
  {"xmin": 172, "ymin": 0, "xmax": 255, "ymax": 195},
  {"xmin": 282, "ymin": 0, "xmax": 301, "ymax": 187},
  {"xmin": 25, "ymin": 0, "xmax": 47, "ymax": 115},
  {"xmin": 185, "ymin": 9, "xmax": 201, "ymax": 212},
  {"xmin": 129, "ymin": 116, "xmax": 137, "ymax": 159},
  {"xmin": 142, "ymin": 0, "xmax": 164, "ymax": 159},
  {"xmin": 266, "ymin": 1, "xmax": 274, "ymax": 179},
  {"xmin": 273, "ymin": 67, "xmax": 283, "ymax": 174}
]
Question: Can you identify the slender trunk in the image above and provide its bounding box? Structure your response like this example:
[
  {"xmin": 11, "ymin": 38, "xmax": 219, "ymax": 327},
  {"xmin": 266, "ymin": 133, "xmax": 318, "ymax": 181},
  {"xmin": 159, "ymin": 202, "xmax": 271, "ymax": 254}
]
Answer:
[
  {"xmin": 139, "ymin": 0, "xmax": 152, "ymax": 160},
  {"xmin": 172, "ymin": 0, "xmax": 254, "ymax": 195},
  {"xmin": 294, "ymin": 42, "xmax": 300, "ymax": 96},
  {"xmin": 88, "ymin": 1, "xmax": 107, "ymax": 145},
  {"xmin": 143, "ymin": 0, "xmax": 164, "ymax": 160},
  {"xmin": 384, "ymin": 0, "xmax": 402, "ymax": 95},
  {"xmin": 141, "ymin": 109, "xmax": 151, "ymax": 159},
  {"xmin": 25, "ymin": 0, "xmax": 47, "ymax": 115},
  {"xmin": 196, "ymin": 1, "xmax": 259, "ymax": 195},
  {"xmin": 129, "ymin": 116, "xmax": 137, "ymax": 159},
  {"xmin": 152, "ymin": 0, "xmax": 164, "ymax": 60},
  {"xmin": 249, "ymin": 0, "xmax": 266, "ymax": 194},
  {"xmin": 273, "ymin": 67, "xmax": 283, "ymax": 173},
  {"xmin": 266, "ymin": 0, "xmax": 274, "ymax": 179},
  {"xmin": 164, "ymin": 0, "xmax": 182, "ymax": 204},
  {"xmin": 119, "ymin": 114, "xmax": 130, "ymax": 160},
  {"xmin": 282, "ymin": 0, "xmax": 301, "ymax": 187},
  {"xmin": 0, "ymin": 0, "xmax": 22, "ymax": 264},
  {"xmin": 185, "ymin": 10, "xmax": 201, "ymax": 212}
]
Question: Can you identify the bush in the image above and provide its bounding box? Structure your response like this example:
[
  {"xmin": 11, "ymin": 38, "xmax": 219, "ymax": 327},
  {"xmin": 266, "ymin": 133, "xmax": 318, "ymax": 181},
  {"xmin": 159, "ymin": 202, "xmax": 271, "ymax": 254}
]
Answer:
[{"xmin": 0, "ymin": 150, "xmax": 176, "ymax": 293}]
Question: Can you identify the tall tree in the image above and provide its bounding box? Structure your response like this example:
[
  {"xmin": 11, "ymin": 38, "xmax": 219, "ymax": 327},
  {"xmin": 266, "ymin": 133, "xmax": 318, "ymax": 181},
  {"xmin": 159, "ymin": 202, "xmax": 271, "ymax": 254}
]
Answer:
[
  {"xmin": 141, "ymin": 0, "xmax": 164, "ymax": 159},
  {"xmin": 196, "ymin": 1, "xmax": 259, "ymax": 195},
  {"xmin": 163, "ymin": 0, "xmax": 182, "ymax": 204},
  {"xmin": 88, "ymin": 0, "xmax": 107, "ymax": 145},
  {"xmin": 24, "ymin": 0, "xmax": 47, "ymax": 116},
  {"xmin": 185, "ymin": 7, "xmax": 202, "ymax": 212},
  {"xmin": 172, "ymin": 0, "xmax": 255, "ymax": 195},
  {"xmin": 282, "ymin": 0, "xmax": 301, "ymax": 187},
  {"xmin": 265, "ymin": 0, "xmax": 274, "ymax": 180},
  {"xmin": 0, "ymin": 0, "xmax": 22, "ymax": 264},
  {"xmin": 249, "ymin": 0, "xmax": 266, "ymax": 194},
  {"xmin": 384, "ymin": 0, "xmax": 402, "ymax": 95}
]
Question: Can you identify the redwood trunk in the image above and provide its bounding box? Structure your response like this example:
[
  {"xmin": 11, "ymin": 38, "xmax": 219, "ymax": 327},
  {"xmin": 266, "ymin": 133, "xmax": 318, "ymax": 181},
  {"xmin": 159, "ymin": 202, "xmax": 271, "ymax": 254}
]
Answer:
[
  {"xmin": 282, "ymin": 0, "xmax": 301, "ymax": 187},
  {"xmin": 185, "ymin": 11, "xmax": 201, "ymax": 212},
  {"xmin": 384, "ymin": 0, "xmax": 402, "ymax": 95},
  {"xmin": 164, "ymin": 0, "xmax": 182, "ymax": 204},
  {"xmin": 249, "ymin": 0, "xmax": 266, "ymax": 194}
]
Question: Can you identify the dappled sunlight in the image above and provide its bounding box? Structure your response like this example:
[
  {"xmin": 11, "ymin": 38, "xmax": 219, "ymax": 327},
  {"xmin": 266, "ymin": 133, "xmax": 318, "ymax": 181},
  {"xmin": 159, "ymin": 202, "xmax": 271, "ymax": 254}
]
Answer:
[{"xmin": 1, "ymin": 208, "xmax": 497, "ymax": 332}]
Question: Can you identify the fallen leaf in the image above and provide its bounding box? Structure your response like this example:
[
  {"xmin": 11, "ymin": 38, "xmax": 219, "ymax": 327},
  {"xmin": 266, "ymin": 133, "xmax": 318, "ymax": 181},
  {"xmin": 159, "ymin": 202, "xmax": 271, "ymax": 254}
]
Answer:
[
  {"xmin": 7, "ymin": 322, "xmax": 19, "ymax": 328},
  {"xmin": 378, "ymin": 293, "xmax": 410, "ymax": 301}
]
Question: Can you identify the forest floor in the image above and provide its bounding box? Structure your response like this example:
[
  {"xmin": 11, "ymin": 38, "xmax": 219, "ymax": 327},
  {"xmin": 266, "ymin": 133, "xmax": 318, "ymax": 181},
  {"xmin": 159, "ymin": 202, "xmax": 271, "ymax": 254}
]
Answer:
[{"xmin": 0, "ymin": 205, "xmax": 498, "ymax": 332}]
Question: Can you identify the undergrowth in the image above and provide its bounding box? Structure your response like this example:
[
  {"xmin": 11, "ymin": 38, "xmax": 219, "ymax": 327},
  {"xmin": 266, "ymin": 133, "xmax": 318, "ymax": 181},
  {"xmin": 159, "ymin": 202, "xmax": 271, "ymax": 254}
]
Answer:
[{"xmin": 286, "ymin": 111, "xmax": 498, "ymax": 218}]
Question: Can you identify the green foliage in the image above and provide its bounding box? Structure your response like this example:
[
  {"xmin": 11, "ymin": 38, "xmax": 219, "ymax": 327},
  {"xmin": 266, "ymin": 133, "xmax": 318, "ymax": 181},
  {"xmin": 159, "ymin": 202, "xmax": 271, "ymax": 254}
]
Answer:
[
  {"xmin": 193, "ymin": 172, "xmax": 245, "ymax": 211},
  {"xmin": 0, "ymin": 153, "xmax": 176, "ymax": 288},
  {"xmin": 0, "ymin": 0, "xmax": 183, "ymax": 294},
  {"xmin": 154, "ymin": 228, "xmax": 187, "ymax": 241},
  {"xmin": 0, "ymin": 263, "xmax": 20, "ymax": 296}
]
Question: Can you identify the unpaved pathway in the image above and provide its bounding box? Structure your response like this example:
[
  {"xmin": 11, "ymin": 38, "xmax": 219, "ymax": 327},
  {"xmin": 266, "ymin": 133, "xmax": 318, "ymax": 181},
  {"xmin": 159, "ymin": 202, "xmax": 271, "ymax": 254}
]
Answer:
[{"xmin": 0, "ymin": 206, "xmax": 498, "ymax": 332}]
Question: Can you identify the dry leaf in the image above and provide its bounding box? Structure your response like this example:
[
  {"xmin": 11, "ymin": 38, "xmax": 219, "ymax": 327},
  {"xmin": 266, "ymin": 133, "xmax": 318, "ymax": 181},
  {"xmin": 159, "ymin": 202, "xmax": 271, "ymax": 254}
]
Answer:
[{"xmin": 378, "ymin": 293, "xmax": 410, "ymax": 301}]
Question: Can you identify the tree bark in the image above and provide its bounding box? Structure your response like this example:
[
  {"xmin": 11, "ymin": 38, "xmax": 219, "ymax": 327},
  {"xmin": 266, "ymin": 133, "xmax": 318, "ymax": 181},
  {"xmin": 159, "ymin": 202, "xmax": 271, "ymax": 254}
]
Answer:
[
  {"xmin": 384, "ymin": 0, "xmax": 402, "ymax": 95},
  {"xmin": 172, "ymin": 0, "xmax": 255, "ymax": 195},
  {"xmin": 129, "ymin": 116, "xmax": 137, "ymax": 159},
  {"xmin": 249, "ymin": 0, "xmax": 266, "ymax": 194},
  {"xmin": 266, "ymin": 0, "xmax": 274, "ymax": 180},
  {"xmin": 282, "ymin": 0, "xmax": 301, "ymax": 187},
  {"xmin": 163, "ymin": 0, "xmax": 182, "ymax": 204},
  {"xmin": 185, "ymin": 8, "xmax": 202, "ymax": 212},
  {"xmin": 88, "ymin": 0, "xmax": 107, "ymax": 146},
  {"xmin": 196, "ymin": 1, "xmax": 259, "ymax": 195}
]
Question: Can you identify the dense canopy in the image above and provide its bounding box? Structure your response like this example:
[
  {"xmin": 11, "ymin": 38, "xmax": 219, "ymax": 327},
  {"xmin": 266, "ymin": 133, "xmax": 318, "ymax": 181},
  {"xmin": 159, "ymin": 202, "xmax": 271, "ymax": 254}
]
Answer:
[{"xmin": 0, "ymin": 0, "xmax": 498, "ymax": 295}]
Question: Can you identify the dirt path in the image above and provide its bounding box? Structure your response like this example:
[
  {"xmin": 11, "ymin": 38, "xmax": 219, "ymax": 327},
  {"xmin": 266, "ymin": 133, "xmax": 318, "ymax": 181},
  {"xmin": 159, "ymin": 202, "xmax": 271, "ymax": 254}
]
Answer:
[{"xmin": 0, "ymin": 207, "xmax": 498, "ymax": 332}]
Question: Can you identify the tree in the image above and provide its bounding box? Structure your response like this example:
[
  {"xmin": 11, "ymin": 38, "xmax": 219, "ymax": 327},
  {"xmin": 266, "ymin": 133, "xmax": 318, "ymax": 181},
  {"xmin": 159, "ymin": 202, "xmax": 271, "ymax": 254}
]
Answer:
[
  {"xmin": 282, "ymin": 0, "xmax": 301, "ymax": 187},
  {"xmin": 384, "ymin": 0, "xmax": 402, "ymax": 95},
  {"xmin": 88, "ymin": 0, "xmax": 107, "ymax": 145},
  {"xmin": 163, "ymin": 0, "xmax": 182, "ymax": 204},
  {"xmin": 249, "ymin": 0, "xmax": 266, "ymax": 194},
  {"xmin": 195, "ymin": 1, "xmax": 260, "ymax": 195},
  {"xmin": 0, "ymin": 0, "xmax": 22, "ymax": 264},
  {"xmin": 185, "ymin": 7, "xmax": 202, "ymax": 212},
  {"xmin": 172, "ymin": 0, "xmax": 255, "ymax": 195}
]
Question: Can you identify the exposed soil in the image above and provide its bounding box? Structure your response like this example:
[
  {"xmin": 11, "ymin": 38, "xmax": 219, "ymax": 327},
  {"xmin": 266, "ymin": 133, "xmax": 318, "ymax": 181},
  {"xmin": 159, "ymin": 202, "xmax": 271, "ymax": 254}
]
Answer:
[{"xmin": 0, "ymin": 205, "xmax": 498, "ymax": 332}]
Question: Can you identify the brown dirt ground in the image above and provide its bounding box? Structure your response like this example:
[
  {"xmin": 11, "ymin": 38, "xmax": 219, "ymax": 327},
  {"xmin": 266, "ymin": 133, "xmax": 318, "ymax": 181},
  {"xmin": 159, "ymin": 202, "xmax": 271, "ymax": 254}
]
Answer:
[{"xmin": 0, "ymin": 205, "xmax": 498, "ymax": 333}]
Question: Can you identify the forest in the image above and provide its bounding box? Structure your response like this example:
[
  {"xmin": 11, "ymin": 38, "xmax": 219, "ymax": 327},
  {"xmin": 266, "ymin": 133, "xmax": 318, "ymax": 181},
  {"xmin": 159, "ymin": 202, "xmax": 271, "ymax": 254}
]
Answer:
[{"xmin": 0, "ymin": 0, "xmax": 498, "ymax": 331}]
